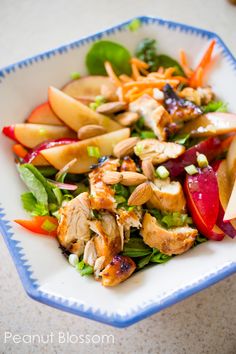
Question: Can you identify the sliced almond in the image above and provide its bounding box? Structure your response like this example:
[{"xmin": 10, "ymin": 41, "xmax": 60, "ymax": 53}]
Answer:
[
  {"xmin": 96, "ymin": 101, "xmax": 127, "ymax": 114},
  {"xmin": 78, "ymin": 125, "xmax": 107, "ymax": 140},
  {"xmin": 121, "ymin": 172, "xmax": 147, "ymax": 186},
  {"xmin": 113, "ymin": 137, "xmax": 140, "ymax": 158},
  {"xmin": 141, "ymin": 159, "xmax": 155, "ymax": 181},
  {"xmin": 128, "ymin": 182, "xmax": 153, "ymax": 206},
  {"xmin": 115, "ymin": 112, "xmax": 140, "ymax": 126},
  {"xmin": 102, "ymin": 171, "xmax": 122, "ymax": 185}
]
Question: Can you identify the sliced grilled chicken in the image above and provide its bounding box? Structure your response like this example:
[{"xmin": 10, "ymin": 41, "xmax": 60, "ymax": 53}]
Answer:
[
  {"xmin": 101, "ymin": 255, "xmax": 136, "ymax": 287},
  {"xmin": 134, "ymin": 139, "xmax": 185, "ymax": 164},
  {"xmin": 129, "ymin": 94, "xmax": 172, "ymax": 141},
  {"xmin": 141, "ymin": 212, "xmax": 198, "ymax": 256},
  {"xmin": 148, "ymin": 178, "xmax": 186, "ymax": 212},
  {"xmin": 89, "ymin": 211, "xmax": 122, "ymax": 266},
  {"xmin": 89, "ymin": 158, "xmax": 120, "ymax": 211},
  {"xmin": 57, "ymin": 192, "xmax": 91, "ymax": 256},
  {"xmin": 179, "ymin": 86, "xmax": 214, "ymax": 106},
  {"xmin": 116, "ymin": 207, "xmax": 142, "ymax": 247}
]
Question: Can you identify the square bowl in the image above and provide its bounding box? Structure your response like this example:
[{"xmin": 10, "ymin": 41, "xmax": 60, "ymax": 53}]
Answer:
[{"xmin": 0, "ymin": 16, "xmax": 236, "ymax": 328}]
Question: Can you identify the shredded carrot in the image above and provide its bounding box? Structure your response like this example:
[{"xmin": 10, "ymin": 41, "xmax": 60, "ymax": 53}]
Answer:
[
  {"xmin": 129, "ymin": 88, "xmax": 153, "ymax": 102},
  {"xmin": 148, "ymin": 72, "xmax": 165, "ymax": 79},
  {"xmin": 131, "ymin": 57, "xmax": 149, "ymax": 69},
  {"xmin": 190, "ymin": 39, "xmax": 216, "ymax": 87},
  {"xmin": 131, "ymin": 63, "xmax": 140, "ymax": 80},
  {"xmin": 123, "ymin": 79, "xmax": 180, "ymax": 92},
  {"xmin": 104, "ymin": 61, "xmax": 121, "ymax": 87},
  {"xmin": 139, "ymin": 67, "xmax": 149, "ymax": 76},
  {"xmin": 171, "ymin": 76, "xmax": 189, "ymax": 84},
  {"xmin": 124, "ymin": 87, "xmax": 139, "ymax": 100},
  {"xmin": 164, "ymin": 67, "xmax": 176, "ymax": 78},
  {"xmin": 196, "ymin": 39, "xmax": 216, "ymax": 70},
  {"xmin": 179, "ymin": 49, "xmax": 193, "ymax": 78},
  {"xmin": 180, "ymin": 50, "xmax": 188, "ymax": 67},
  {"xmin": 12, "ymin": 144, "xmax": 28, "ymax": 158},
  {"xmin": 119, "ymin": 74, "xmax": 133, "ymax": 83}
]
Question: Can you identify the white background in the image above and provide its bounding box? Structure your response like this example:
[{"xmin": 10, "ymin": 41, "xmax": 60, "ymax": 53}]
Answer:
[{"xmin": 0, "ymin": 0, "xmax": 236, "ymax": 353}]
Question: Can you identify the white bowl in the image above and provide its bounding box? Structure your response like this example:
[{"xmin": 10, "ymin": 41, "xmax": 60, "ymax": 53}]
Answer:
[{"xmin": 0, "ymin": 16, "xmax": 235, "ymax": 327}]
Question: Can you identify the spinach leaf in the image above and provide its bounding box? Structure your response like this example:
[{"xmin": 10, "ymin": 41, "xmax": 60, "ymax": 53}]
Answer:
[
  {"xmin": 21, "ymin": 192, "xmax": 49, "ymax": 216},
  {"xmin": 36, "ymin": 166, "xmax": 58, "ymax": 177},
  {"xmin": 122, "ymin": 237, "xmax": 152, "ymax": 257},
  {"xmin": 156, "ymin": 54, "xmax": 185, "ymax": 76},
  {"xmin": 201, "ymin": 101, "xmax": 228, "ymax": 113},
  {"xmin": 150, "ymin": 251, "xmax": 172, "ymax": 264},
  {"xmin": 18, "ymin": 165, "xmax": 48, "ymax": 206},
  {"xmin": 86, "ymin": 40, "xmax": 131, "ymax": 76}
]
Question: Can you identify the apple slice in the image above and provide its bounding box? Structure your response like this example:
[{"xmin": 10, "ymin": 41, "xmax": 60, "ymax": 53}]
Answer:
[
  {"xmin": 184, "ymin": 166, "xmax": 219, "ymax": 233},
  {"xmin": 27, "ymin": 102, "xmax": 63, "ymax": 125},
  {"xmin": 163, "ymin": 137, "xmax": 222, "ymax": 178},
  {"xmin": 48, "ymin": 86, "xmax": 121, "ymax": 132},
  {"xmin": 226, "ymin": 135, "xmax": 236, "ymax": 182},
  {"xmin": 62, "ymin": 76, "xmax": 117, "ymax": 101},
  {"xmin": 41, "ymin": 128, "xmax": 130, "ymax": 173},
  {"xmin": 224, "ymin": 178, "xmax": 236, "ymax": 221},
  {"xmin": 214, "ymin": 160, "xmax": 236, "ymax": 237},
  {"xmin": 179, "ymin": 112, "xmax": 236, "ymax": 137},
  {"xmin": 2, "ymin": 124, "xmax": 76, "ymax": 148}
]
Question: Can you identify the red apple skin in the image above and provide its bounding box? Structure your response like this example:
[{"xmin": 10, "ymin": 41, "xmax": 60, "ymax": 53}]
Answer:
[
  {"xmin": 2, "ymin": 125, "xmax": 18, "ymax": 142},
  {"xmin": 27, "ymin": 102, "xmax": 63, "ymax": 125},
  {"xmin": 184, "ymin": 166, "xmax": 220, "ymax": 236},
  {"xmin": 163, "ymin": 137, "xmax": 222, "ymax": 178}
]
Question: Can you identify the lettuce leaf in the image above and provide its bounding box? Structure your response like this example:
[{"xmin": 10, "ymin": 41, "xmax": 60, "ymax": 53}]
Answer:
[
  {"xmin": 21, "ymin": 192, "xmax": 49, "ymax": 216},
  {"xmin": 201, "ymin": 101, "xmax": 228, "ymax": 113}
]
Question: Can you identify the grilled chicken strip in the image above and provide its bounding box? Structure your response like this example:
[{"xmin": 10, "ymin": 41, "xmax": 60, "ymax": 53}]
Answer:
[
  {"xmin": 141, "ymin": 212, "xmax": 198, "ymax": 256},
  {"xmin": 101, "ymin": 255, "xmax": 136, "ymax": 287},
  {"xmin": 134, "ymin": 139, "xmax": 185, "ymax": 164},
  {"xmin": 116, "ymin": 207, "xmax": 142, "ymax": 247},
  {"xmin": 89, "ymin": 211, "xmax": 122, "ymax": 267},
  {"xmin": 89, "ymin": 158, "xmax": 120, "ymax": 211},
  {"xmin": 148, "ymin": 178, "xmax": 186, "ymax": 212},
  {"xmin": 57, "ymin": 192, "xmax": 91, "ymax": 256},
  {"xmin": 129, "ymin": 94, "xmax": 172, "ymax": 141}
]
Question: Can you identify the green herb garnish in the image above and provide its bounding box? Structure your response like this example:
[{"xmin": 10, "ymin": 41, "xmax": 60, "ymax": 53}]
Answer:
[{"xmin": 201, "ymin": 101, "xmax": 228, "ymax": 113}]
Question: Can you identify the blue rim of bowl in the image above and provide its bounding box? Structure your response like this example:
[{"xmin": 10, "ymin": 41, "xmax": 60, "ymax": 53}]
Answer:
[{"xmin": 0, "ymin": 16, "xmax": 235, "ymax": 328}]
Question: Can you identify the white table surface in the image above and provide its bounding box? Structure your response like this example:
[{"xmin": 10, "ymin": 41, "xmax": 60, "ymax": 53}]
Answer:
[{"xmin": 0, "ymin": 0, "xmax": 236, "ymax": 353}]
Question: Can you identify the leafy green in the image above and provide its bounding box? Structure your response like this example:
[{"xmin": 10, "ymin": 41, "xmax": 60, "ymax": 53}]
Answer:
[
  {"xmin": 37, "ymin": 166, "xmax": 58, "ymax": 177},
  {"xmin": 137, "ymin": 253, "xmax": 153, "ymax": 269},
  {"xmin": 140, "ymin": 131, "xmax": 156, "ymax": 139},
  {"xmin": 18, "ymin": 165, "xmax": 48, "ymax": 206},
  {"xmin": 201, "ymin": 101, "xmax": 228, "ymax": 113},
  {"xmin": 156, "ymin": 54, "xmax": 185, "ymax": 76},
  {"xmin": 171, "ymin": 133, "xmax": 191, "ymax": 145},
  {"xmin": 21, "ymin": 192, "xmax": 48, "ymax": 216},
  {"xmin": 112, "ymin": 183, "xmax": 129, "ymax": 199},
  {"xmin": 86, "ymin": 40, "xmax": 131, "ymax": 76},
  {"xmin": 122, "ymin": 237, "xmax": 153, "ymax": 257},
  {"xmin": 195, "ymin": 234, "xmax": 208, "ymax": 245},
  {"xmin": 126, "ymin": 18, "xmax": 142, "ymax": 32},
  {"xmin": 135, "ymin": 38, "xmax": 159, "ymax": 71},
  {"xmin": 21, "ymin": 164, "xmax": 56, "ymax": 203},
  {"xmin": 150, "ymin": 251, "xmax": 172, "ymax": 264},
  {"xmin": 135, "ymin": 39, "xmax": 185, "ymax": 75}
]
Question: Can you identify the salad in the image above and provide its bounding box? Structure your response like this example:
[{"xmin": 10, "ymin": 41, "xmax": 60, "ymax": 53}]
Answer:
[{"xmin": 3, "ymin": 34, "xmax": 236, "ymax": 287}]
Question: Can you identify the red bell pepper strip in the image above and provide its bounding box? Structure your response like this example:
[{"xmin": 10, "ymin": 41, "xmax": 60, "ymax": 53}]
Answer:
[{"xmin": 15, "ymin": 216, "xmax": 58, "ymax": 237}]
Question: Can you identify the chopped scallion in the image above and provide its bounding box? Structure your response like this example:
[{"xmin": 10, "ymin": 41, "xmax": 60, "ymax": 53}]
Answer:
[
  {"xmin": 156, "ymin": 166, "xmax": 169, "ymax": 179},
  {"xmin": 197, "ymin": 153, "xmax": 209, "ymax": 168},
  {"xmin": 41, "ymin": 219, "xmax": 57, "ymax": 232},
  {"xmin": 70, "ymin": 72, "xmax": 81, "ymax": 80},
  {"xmin": 87, "ymin": 146, "xmax": 101, "ymax": 158},
  {"xmin": 68, "ymin": 254, "xmax": 79, "ymax": 267},
  {"xmin": 184, "ymin": 164, "xmax": 198, "ymax": 175}
]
